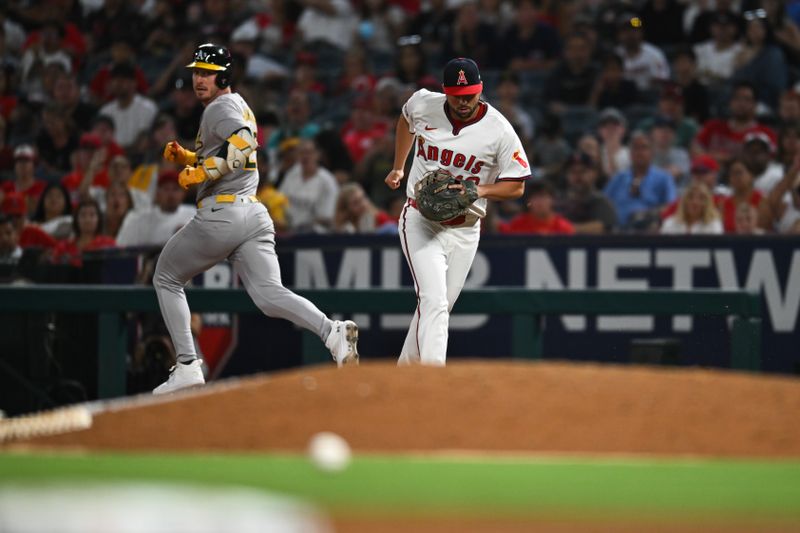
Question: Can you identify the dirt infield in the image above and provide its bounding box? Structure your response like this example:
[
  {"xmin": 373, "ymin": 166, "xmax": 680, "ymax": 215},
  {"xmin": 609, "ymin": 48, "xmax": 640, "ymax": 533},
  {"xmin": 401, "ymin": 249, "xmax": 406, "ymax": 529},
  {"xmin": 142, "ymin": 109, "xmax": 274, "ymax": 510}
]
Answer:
[{"xmin": 19, "ymin": 361, "xmax": 800, "ymax": 457}]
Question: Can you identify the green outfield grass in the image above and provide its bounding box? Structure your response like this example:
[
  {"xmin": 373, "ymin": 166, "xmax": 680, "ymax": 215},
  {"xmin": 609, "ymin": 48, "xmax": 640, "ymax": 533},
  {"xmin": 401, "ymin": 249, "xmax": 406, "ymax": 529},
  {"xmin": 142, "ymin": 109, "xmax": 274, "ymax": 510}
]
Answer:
[{"xmin": 1, "ymin": 452, "xmax": 799, "ymax": 522}]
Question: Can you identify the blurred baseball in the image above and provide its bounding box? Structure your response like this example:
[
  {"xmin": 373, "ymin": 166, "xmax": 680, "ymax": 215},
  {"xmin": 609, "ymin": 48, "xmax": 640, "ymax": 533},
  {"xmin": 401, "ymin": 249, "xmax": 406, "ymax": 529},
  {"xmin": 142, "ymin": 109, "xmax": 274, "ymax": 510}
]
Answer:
[{"xmin": 308, "ymin": 431, "xmax": 351, "ymax": 473}]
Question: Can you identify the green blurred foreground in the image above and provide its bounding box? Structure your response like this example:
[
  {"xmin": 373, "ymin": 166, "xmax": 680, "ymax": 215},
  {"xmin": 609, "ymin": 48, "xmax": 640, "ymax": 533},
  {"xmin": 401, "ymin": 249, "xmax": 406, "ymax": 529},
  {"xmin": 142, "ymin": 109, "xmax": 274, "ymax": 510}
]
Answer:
[{"xmin": 1, "ymin": 452, "xmax": 799, "ymax": 523}]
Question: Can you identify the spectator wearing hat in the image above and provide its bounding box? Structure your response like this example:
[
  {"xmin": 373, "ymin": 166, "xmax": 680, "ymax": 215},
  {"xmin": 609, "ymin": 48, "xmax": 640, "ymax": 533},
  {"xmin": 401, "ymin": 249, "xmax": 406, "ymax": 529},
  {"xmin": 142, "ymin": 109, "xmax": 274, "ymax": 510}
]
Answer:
[
  {"xmin": 732, "ymin": 10, "xmax": 788, "ymax": 110},
  {"xmin": 1, "ymin": 191, "xmax": 57, "ymax": 250},
  {"xmin": 115, "ymin": 170, "xmax": 195, "ymax": 248},
  {"xmin": 51, "ymin": 198, "xmax": 116, "ymax": 266},
  {"xmin": 615, "ymin": 14, "xmax": 670, "ymax": 91},
  {"xmin": 498, "ymin": 180, "xmax": 574, "ymax": 234},
  {"xmin": 554, "ymin": 151, "xmax": 617, "ymax": 234},
  {"xmin": 1, "ymin": 145, "xmax": 45, "ymax": 215},
  {"xmin": 635, "ymin": 83, "xmax": 699, "ymax": 150},
  {"xmin": 0, "ymin": 214, "xmax": 22, "ymax": 264},
  {"xmin": 604, "ymin": 131, "xmax": 676, "ymax": 230},
  {"xmin": 649, "ymin": 116, "xmax": 691, "ymax": 185},
  {"xmin": 590, "ymin": 53, "xmax": 639, "ymax": 111},
  {"xmin": 660, "ymin": 182, "xmax": 723, "ymax": 235},
  {"xmin": 35, "ymin": 104, "xmax": 79, "ymax": 175},
  {"xmin": 661, "ymin": 154, "xmax": 728, "ymax": 220},
  {"xmin": 694, "ymin": 12, "xmax": 743, "ymax": 85},
  {"xmin": 99, "ymin": 62, "xmax": 158, "ymax": 149},
  {"xmin": 742, "ymin": 131, "xmax": 783, "ymax": 194},
  {"xmin": 693, "ymin": 82, "xmax": 777, "ymax": 164},
  {"xmin": 544, "ymin": 32, "xmax": 599, "ymax": 113},
  {"xmin": 671, "ymin": 48, "xmax": 710, "ymax": 124},
  {"xmin": 497, "ymin": 0, "xmax": 561, "ymax": 72},
  {"xmin": 596, "ymin": 107, "xmax": 630, "ymax": 179}
]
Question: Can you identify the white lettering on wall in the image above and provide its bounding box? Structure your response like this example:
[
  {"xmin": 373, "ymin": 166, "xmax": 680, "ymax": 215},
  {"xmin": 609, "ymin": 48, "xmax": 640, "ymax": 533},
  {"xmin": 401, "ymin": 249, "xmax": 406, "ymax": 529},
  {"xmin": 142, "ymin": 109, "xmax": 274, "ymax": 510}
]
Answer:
[
  {"xmin": 296, "ymin": 250, "xmax": 329, "ymax": 288},
  {"xmin": 656, "ymin": 250, "xmax": 711, "ymax": 331},
  {"xmin": 525, "ymin": 249, "xmax": 589, "ymax": 330},
  {"xmin": 744, "ymin": 250, "xmax": 800, "ymax": 332},
  {"xmin": 598, "ymin": 250, "xmax": 652, "ymax": 331}
]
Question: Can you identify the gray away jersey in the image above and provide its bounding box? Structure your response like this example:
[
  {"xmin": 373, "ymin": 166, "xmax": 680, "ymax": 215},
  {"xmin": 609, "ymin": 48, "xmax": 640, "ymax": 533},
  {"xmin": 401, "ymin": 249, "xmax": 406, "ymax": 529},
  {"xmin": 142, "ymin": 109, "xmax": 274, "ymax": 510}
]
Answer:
[{"xmin": 195, "ymin": 92, "xmax": 259, "ymax": 200}]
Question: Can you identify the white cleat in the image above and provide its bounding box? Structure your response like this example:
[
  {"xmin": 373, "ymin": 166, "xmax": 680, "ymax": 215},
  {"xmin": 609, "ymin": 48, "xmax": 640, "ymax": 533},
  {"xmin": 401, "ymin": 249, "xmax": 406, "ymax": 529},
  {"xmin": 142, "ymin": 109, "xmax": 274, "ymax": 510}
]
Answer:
[
  {"xmin": 325, "ymin": 320, "xmax": 359, "ymax": 367},
  {"xmin": 153, "ymin": 359, "xmax": 205, "ymax": 395}
]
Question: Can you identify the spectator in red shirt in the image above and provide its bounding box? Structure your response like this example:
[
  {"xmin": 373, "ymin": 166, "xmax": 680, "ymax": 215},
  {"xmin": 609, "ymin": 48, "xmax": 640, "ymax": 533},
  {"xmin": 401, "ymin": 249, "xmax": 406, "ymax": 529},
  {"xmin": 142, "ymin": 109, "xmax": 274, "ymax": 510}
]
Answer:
[
  {"xmin": 51, "ymin": 198, "xmax": 116, "ymax": 266},
  {"xmin": 719, "ymin": 158, "xmax": 763, "ymax": 233},
  {"xmin": 499, "ymin": 181, "xmax": 575, "ymax": 234},
  {"xmin": 1, "ymin": 145, "xmax": 46, "ymax": 216},
  {"xmin": 341, "ymin": 96, "xmax": 389, "ymax": 164},
  {"xmin": 1, "ymin": 192, "xmax": 57, "ymax": 250},
  {"xmin": 692, "ymin": 81, "xmax": 777, "ymax": 164}
]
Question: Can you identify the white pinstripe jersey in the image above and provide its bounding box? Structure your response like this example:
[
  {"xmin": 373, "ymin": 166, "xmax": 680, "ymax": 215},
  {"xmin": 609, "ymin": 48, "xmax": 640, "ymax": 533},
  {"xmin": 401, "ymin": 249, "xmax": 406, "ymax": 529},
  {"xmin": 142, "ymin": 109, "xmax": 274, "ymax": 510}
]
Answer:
[{"xmin": 402, "ymin": 89, "xmax": 531, "ymax": 217}]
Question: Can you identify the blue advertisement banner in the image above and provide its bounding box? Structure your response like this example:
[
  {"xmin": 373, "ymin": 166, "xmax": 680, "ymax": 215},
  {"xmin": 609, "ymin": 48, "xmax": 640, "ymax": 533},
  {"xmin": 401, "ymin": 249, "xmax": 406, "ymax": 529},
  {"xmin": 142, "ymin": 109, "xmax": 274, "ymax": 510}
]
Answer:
[{"xmin": 105, "ymin": 235, "xmax": 800, "ymax": 375}]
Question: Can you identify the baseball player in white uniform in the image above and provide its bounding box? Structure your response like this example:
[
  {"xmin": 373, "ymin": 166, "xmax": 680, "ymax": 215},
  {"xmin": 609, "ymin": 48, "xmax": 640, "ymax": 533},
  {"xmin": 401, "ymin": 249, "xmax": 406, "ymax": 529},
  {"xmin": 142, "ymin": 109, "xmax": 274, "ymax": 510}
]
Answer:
[
  {"xmin": 385, "ymin": 57, "xmax": 531, "ymax": 366},
  {"xmin": 152, "ymin": 44, "xmax": 358, "ymax": 395}
]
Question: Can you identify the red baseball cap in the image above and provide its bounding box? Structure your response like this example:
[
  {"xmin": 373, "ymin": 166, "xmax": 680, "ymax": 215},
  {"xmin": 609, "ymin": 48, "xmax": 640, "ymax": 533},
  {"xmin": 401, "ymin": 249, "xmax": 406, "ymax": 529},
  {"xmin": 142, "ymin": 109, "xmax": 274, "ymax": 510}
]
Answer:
[
  {"xmin": 1, "ymin": 192, "xmax": 27, "ymax": 216},
  {"xmin": 157, "ymin": 170, "xmax": 180, "ymax": 187},
  {"xmin": 690, "ymin": 155, "xmax": 720, "ymax": 174},
  {"xmin": 442, "ymin": 57, "xmax": 483, "ymax": 96}
]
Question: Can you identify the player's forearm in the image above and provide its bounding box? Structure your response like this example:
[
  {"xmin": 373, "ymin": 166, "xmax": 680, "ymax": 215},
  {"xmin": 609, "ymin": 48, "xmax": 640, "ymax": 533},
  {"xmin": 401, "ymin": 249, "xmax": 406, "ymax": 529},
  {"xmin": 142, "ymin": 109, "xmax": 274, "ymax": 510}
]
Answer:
[
  {"xmin": 393, "ymin": 116, "xmax": 414, "ymax": 171},
  {"xmin": 477, "ymin": 180, "xmax": 525, "ymax": 201}
]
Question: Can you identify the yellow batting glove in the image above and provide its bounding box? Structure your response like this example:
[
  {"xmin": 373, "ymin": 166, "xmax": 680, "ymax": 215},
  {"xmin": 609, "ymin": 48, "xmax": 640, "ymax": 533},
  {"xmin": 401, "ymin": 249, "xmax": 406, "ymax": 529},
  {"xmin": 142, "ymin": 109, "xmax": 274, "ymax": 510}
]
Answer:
[
  {"xmin": 178, "ymin": 165, "xmax": 207, "ymax": 190},
  {"xmin": 163, "ymin": 141, "xmax": 197, "ymax": 166}
]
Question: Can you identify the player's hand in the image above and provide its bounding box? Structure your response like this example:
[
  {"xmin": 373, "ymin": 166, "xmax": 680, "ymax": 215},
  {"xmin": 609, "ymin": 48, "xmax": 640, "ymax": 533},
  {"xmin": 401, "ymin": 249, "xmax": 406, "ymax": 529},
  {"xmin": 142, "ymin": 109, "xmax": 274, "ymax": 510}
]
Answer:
[
  {"xmin": 385, "ymin": 169, "xmax": 404, "ymax": 190},
  {"xmin": 178, "ymin": 165, "xmax": 207, "ymax": 190},
  {"xmin": 164, "ymin": 141, "xmax": 197, "ymax": 166}
]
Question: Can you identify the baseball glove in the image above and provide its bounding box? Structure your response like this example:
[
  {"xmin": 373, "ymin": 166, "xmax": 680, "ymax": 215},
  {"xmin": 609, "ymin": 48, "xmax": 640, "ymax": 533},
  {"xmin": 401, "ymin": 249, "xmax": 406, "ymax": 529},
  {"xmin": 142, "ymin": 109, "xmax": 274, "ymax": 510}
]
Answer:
[{"xmin": 414, "ymin": 169, "xmax": 479, "ymax": 222}]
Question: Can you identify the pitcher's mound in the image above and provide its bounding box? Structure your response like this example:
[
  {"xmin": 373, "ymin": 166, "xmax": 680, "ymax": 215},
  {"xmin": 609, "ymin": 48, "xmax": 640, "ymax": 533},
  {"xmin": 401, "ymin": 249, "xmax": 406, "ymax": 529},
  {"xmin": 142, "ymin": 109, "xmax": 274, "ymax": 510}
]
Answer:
[{"xmin": 17, "ymin": 361, "xmax": 800, "ymax": 457}]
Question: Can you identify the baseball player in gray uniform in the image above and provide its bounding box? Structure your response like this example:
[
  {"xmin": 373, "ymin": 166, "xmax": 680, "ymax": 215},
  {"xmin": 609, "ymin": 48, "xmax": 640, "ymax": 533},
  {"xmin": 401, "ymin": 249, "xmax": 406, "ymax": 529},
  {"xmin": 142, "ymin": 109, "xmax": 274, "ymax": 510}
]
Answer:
[{"xmin": 152, "ymin": 44, "xmax": 358, "ymax": 395}]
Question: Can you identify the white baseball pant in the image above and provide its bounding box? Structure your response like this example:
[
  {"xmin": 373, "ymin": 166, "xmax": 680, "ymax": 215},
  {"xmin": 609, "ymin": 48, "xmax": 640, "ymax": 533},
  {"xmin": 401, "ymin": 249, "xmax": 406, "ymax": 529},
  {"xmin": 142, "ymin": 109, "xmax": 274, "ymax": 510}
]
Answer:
[{"xmin": 397, "ymin": 201, "xmax": 480, "ymax": 366}]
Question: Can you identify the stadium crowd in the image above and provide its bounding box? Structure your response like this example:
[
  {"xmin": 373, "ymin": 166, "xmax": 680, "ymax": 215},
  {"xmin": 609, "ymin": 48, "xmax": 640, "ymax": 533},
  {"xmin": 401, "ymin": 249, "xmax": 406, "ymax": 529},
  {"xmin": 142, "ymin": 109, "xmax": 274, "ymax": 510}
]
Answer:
[{"xmin": 2, "ymin": 0, "xmax": 800, "ymax": 267}]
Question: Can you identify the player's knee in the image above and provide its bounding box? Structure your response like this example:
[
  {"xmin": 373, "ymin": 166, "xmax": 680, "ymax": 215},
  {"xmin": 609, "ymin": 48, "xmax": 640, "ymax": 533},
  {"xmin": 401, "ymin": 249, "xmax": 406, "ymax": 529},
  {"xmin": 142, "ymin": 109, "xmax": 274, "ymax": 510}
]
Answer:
[{"xmin": 153, "ymin": 264, "xmax": 179, "ymax": 291}]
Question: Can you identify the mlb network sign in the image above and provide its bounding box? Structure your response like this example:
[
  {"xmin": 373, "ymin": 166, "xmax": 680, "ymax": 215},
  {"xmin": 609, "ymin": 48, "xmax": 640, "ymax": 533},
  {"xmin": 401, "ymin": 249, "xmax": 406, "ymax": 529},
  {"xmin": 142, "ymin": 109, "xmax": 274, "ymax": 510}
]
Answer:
[{"xmin": 277, "ymin": 235, "xmax": 799, "ymax": 371}]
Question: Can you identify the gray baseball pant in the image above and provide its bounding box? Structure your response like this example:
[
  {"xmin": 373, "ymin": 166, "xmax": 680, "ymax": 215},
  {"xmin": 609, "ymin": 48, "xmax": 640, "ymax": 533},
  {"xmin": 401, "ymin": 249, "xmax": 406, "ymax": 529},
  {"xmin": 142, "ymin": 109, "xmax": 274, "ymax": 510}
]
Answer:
[{"xmin": 153, "ymin": 199, "xmax": 329, "ymax": 357}]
